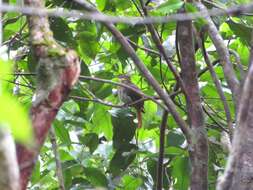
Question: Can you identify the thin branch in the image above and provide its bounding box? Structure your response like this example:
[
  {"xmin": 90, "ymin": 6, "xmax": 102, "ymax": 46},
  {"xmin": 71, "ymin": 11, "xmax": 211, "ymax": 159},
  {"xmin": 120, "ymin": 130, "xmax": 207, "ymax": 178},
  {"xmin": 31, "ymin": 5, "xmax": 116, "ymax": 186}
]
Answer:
[
  {"xmin": 202, "ymin": 106, "xmax": 229, "ymax": 133},
  {"xmin": 127, "ymin": 39, "xmax": 160, "ymax": 56},
  {"xmin": 0, "ymin": 2, "xmax": 252, "ymax": 25},
  {"xmin": 229, "ymin": 49, "xmax": 245, "ymax": 79},
  {"xmin": 70, "ymin": 95, "xmax": 148, "ymax": 109},
  {"xmin": 198, "ymin": 60, "xmax": 220, "ymax": 77},
  {"xmin": 79, "ymin": 76, "xmax": 166, "ymax": 109},
  {"xmin": 156, "ymin": 111, "xmax": 168, "ymax": 190},
  {"xmin": 49, "ymin": 128, "xmax": 65, "ymax": 190},
  {"xmin": 8, "ymin": 73, "xmax": 167, "ymax": 109},
  {"xmin": 139, "ymin": 1, "xmax": 186, "ymax": 95},
  {"xmin": 195, "ymin": 2, "xmax": 239, "ymax": 105},
  {"xmin": 200, "ymin": 30, "xmax": 233, "ymax": 139}
]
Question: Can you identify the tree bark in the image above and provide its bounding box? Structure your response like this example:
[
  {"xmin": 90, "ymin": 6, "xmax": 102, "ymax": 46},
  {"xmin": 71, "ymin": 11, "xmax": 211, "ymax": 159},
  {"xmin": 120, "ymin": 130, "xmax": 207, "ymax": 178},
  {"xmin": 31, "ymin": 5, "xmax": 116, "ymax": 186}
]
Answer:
[
  {"xmin": 177, "ymin": 15, "xmax": 208, "ymax": 190},
  {"xmin": 217, "ymin": 43, "xmax": 253, "ymax": 190},
  {"xmin": 16, "ymin": 0, "xmax": 80, "ymax": 189}
]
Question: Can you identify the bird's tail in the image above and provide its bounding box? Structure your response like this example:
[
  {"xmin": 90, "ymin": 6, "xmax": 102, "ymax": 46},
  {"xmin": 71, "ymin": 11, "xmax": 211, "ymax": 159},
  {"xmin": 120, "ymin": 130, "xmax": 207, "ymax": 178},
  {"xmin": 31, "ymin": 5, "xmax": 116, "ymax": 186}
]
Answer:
[{"xmin": 137, "ymin": 110, "xmax": 142, "ymax": 128}]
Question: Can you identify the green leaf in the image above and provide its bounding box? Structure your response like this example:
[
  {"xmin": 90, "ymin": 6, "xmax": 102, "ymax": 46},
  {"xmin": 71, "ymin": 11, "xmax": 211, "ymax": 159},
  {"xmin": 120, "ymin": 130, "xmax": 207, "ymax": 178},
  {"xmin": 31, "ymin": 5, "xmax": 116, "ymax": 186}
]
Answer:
[
  {"xmin": 109, "ymin": 144, "xmax": 137, "ymax": 176},
  {"xmin": 171, "ymin": 156, "xmax": 190, "ymax": 190},
  {"xmin": 31, "ymin": 160, "xmax": 41, "ymax": 184},
  {"xmin": 53, "ymin": 120, "xmax": 71, "ymax": 145},
  {"xmin": 0, "ymin": 60, "xmax": 32, "ymax": 143},
  {"xmin": 110, "ymin": 108, "xmax": 136, "ymax": 149},
  {"xmin": 0, "ymin": 95, "xmax": 32, "ymax": 142},
  {"xmin": 96, "ymin": 0, "xmax": 107, "ymax": 11},
  {"xmin": 92, "ymin": 105, "xmax": 113, "ymax": 140},
  {"xmin": 227, "ymin": 19, "xmax": 253, "ymax": 46},
  {"xmin": 118, "ymin": 175, "xmax": 142, "ymax": 189},
  {"xmin": 156, "ymin": 0, "xmax": 184, "ymax": 13},
  {"xmin": 49, "ymin": 17, "xmax": 75, "ymax": 47},
  {"xmin": 167, "ymin": 131, "xmax": 185, "ymax": 147},
  {"xmin": 79, "ymin": 133, "xmax": 99, "ymax": 153},
  {"xmin": 77, "ymin": 31, "xmax": 100, "ymax": 59},
  {"xmin": 83, "ymin": 167, "xmax": 108, "ymax": 187}
]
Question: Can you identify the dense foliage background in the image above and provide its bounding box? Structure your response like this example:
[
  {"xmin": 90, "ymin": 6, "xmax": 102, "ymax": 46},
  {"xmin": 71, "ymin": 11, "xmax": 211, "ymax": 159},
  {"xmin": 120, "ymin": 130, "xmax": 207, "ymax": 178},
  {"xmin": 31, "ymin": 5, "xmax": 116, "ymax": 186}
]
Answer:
[{"xmin": 1, "ymin": 0, "xmax": 253, "ymax": 189}]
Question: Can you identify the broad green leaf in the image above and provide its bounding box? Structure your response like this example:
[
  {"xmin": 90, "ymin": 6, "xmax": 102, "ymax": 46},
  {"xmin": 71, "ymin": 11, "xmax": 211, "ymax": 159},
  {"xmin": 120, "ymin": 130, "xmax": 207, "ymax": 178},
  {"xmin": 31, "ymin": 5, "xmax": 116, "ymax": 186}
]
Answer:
[
  {"xmin": 77, "ymin": 31, "xmax": 100, "ymax": 59},
  {"xmin": 167, "ymin": 131, "xmax": 185, "ymax": 147},
  {"xmin": 118, "ymin": 175, "xmax": 142, "ymax": 190},
  {"xmin": 110, "ymin": 108, "xmax": 136, "ymax": 149},
  {"xmin": 109, "ymin": 144, "xmax": 137, "ymax": 176},
  {"xmin": 83, "ymin": 167, "xmax": 108, "ymax": 187},
  {"xmin": 156, "ymin": 0, "xmax": 184, "ymax": 13},
  {"xmin": 53, "ymin": 120, "xmax": 71, "ymax": 145},
  {"xmin": 171, "ymin": 156, "xmax": 190, "ymax": 190},
  {"xmin": 92, "ymin": 105, "xmax": 113, "ymax": 140},
  {"xmin": 79, "ymin": 133, "xmax": 99, "ymax": 153},
  {"xmin": 227, "ymin": 19, "xmax": 252, "ymax": 46},
  {"xmin": 0, "ymin": 60, "xmax": 32, "ymax": 143},
  {"xmin": 49, "ymin": 17, "xmax": 76, "ymax": 47},
  {"xmin": 0, "ymin": 94, "xmax": 32, "ymax": 142}
]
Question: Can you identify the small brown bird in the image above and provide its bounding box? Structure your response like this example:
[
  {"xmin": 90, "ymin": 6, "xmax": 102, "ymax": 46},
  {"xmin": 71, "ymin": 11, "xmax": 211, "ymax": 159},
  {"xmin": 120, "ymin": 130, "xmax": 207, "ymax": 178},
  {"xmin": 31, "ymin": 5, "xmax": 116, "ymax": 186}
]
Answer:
[{"xmin": 118, "ymin": 74, "xmax": 144, "ymax": 128}]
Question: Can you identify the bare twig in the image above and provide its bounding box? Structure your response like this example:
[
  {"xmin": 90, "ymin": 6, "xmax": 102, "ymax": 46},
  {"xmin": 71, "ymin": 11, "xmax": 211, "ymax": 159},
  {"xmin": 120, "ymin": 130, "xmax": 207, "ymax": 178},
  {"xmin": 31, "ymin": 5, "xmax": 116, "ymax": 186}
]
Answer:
[
  {"xmin": 127, "ymin": 39, "xmax": 160, "ymax": 56},
  {"xmin": 49, "ymin": 128, "xmax": 65, "ymax": 190},
  {"xmin": 156, "ymin": 111, "xmax": 168, "ymax": 190},
  {"xmin": 229, "ymin": 49, "xmax": 245, "ymax": 79},
  {"xmin": 139, "ymin": 1, "xmax": 186, "ymax": 95},
  {"xmin": 200, "ymin": 31, "xmax": 233, "ymax": 139},
  {"xmin": 79, "ymin": 75, "xmax": 166, "ymax": 110}
]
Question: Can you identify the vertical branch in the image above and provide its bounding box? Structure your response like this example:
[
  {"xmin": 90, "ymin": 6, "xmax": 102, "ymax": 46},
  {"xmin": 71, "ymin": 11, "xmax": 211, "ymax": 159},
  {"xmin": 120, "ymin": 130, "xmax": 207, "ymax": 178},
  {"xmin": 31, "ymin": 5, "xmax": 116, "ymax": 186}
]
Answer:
[
  {"xmin": 16, "ymin": 0, "xmax": 80, "ymax": 189},
  {"xmin": 156, "ymin": 111, "xmax": 168, "ymax": 190},
  {"xmin": 49, "ymin": 128, "xmax": 65, "ymax": 190},
  {"xmin": 217, "ymin": 32, "xmax": 253, "ymax": 190},
  {"xmin": 195, "ymin": 2, "xmax": 239, "ymax": 105},
  {"xmin": 200, "ymin": 33, "xmax": 233, "ymax": 139},
  {"xmin": 177, "ymin": 6, "xmax": 208, "ymax": 190}
]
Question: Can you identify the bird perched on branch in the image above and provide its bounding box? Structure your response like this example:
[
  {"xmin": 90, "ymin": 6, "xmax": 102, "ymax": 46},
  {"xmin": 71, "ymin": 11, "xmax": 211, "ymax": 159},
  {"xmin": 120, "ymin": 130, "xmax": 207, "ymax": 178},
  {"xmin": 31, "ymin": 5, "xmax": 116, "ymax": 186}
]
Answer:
[{"xmin": 118, "ymin": 74, "xmax": 144, "ymax": 128}]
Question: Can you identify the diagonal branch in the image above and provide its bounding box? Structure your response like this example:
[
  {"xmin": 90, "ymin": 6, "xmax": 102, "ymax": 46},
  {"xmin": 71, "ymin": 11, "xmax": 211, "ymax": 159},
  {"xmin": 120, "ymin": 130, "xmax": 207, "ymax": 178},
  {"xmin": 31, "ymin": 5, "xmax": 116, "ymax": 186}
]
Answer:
[
  {"xmin": 195, "ymin": 2, "xmax": 239, "ymax": 105},
  {"xmin": 73, "ymin": 0, "xmax": 192, "ymax": 143}
]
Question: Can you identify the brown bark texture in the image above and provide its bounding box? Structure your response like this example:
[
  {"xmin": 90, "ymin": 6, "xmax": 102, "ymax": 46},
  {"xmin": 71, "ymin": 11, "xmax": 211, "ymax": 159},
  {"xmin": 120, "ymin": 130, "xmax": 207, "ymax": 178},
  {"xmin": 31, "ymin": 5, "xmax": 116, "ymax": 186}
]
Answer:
[
  {"xmin": 217, "ymin": 57, "xmax": 253, "ymax": 190},
  {"xmin": 16, "ymin": 0, "xmax": 80, "ymax": 189},
  {"xmin": 177, "ymin": 16, "xmax": 208, "ymax": 190}
]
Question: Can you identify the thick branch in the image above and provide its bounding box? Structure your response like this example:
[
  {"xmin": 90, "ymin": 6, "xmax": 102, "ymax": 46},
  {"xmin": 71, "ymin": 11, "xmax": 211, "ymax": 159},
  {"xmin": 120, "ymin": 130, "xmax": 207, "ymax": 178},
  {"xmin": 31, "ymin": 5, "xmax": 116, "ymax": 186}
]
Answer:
[
  {"xmin": 177, "ymin": 10, "xmax": 208, "ymax": 190},
  {"xmin": 217, "ymin": 39, "xmax": 253, "ymax": 190},
  {"xmin": 16, "ymin": 0, "xmax": 80, "ymax": 189}
]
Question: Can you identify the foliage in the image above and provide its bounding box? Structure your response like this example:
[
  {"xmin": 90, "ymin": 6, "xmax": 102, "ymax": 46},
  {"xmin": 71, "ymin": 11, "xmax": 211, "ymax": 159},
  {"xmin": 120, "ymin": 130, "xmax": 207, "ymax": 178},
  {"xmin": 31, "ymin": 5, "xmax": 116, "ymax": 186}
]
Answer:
[
  {"xmin": 0, "ymin": 60, "xmax": 31, "ymax": 143},
  {"xmin": 2, "ymin": 0, "xmax": 253, "ymax": 189}
]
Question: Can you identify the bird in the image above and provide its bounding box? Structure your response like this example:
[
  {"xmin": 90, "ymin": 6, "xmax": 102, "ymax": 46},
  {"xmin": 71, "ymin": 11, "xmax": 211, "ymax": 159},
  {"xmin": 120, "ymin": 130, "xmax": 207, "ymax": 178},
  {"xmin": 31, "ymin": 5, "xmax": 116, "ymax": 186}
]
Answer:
[{"xmin": 118, "ymin": 74, "xmax": 144, "ymax": 128}]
